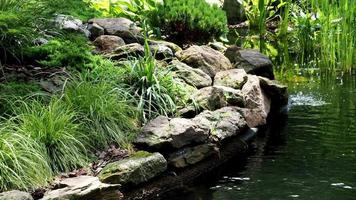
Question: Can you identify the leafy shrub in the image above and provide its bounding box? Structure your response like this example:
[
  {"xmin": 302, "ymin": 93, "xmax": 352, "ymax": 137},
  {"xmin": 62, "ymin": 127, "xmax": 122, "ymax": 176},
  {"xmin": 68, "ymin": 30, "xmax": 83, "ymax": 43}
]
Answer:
[
  {"xmin": 148, "ymin": 0, "xmax": 228, "ymax": 44},
  {"xmin": 0, "ymin": 122, "xmax": 52, "ymax": 191},
  {"xmin": 62, "ymin": 77, "xmax": 139, "ymax": 150}
]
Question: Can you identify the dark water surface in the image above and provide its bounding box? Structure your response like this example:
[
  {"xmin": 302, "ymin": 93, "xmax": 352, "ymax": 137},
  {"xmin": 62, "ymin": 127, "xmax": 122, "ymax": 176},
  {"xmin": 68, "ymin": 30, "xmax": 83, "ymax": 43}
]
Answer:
[{"xmin": 168, "ymin": 74, "xmax": 356, "ymax": 200}]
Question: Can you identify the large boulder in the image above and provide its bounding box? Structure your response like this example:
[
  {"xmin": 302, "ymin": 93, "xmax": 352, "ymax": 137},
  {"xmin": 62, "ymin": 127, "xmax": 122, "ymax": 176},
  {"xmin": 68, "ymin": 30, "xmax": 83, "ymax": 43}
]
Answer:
[
  {"xmin": 0, "ymin": 190, "xmax": 33, "ymax": 200},
  {"xmin": 88, "ymin": 18, "xmax": 143, "ymax": 43},
  {"xmin": 87, "ymin": 23, "xmax": 104, "ymax": 40},
  {"xmin": 240, "ymin": 75, "xmax": 271, "ymax": 127},
  {"xmin": 176, "ymin": 45, "xmax": 233, "ymax": 77},
  {"xmin": 54, "ymin": 15, "xmax": 89, "ymax": 37},
  {"xmin": 225, "ymin": 46, "xmax": 274, "ymax": 79},
  {"xmin": 214, "ymin": 69, "xmax": 248, "ymax": 89},
  {"xmin": 134, "ymin": 116, "xmax": 209, "ymax": 149},
  {"xmin": 168, "ymin": 143, "xmax": 218, "ymax": 168},
  {"xmin": 93, "ymin": 35, "xmax": 125, "ymax": 53},
  {"xmin": 193, "ymin": 107, "xmax": 248, "ymax": 141},
  {"xmin": 108, "ymin": 43, "xmax": 144, "ymax": 60},
  {"xmin": 259, "ymin": 76, "xmax": 288, "ymax": 107},
  {"xmin": 191, "ymin": 86, "xmax": 244, "ymax": 111},
  {"xmin": 98, "ymin": 152, "xmax": 167, "ymax": 186},
  {"xmin": 171, "ymin": 60, "xmax": 212, "ymax": 88},
  {"xmin": 41, "ymin": 176, "xmax": 121, "ymax": 200}
]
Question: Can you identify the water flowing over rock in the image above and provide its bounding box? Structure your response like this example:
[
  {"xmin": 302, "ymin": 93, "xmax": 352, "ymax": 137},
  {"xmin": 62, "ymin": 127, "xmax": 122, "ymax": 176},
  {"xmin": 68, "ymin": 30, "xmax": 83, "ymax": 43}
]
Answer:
[
  {"xmin": 0, "ymin": 190, "xmax": 33, "ymax": 200},
  {"xmin": 171, "ymin": 60, "xmax": 212, "ymax": 88},
  {"xmin": 134, "ymin": 116, "xmax": 209, "ymax": 149},
  {"xmin": 191, "ymin": 86, "xmax": 244, "ymax": 111},
  {"xmin": 225, "ymin": 46, "xmax": 274, "ymax": 79},
  {"xmin": 41, "ymin": 176, "xmax": 121, "ymax": 200},
  {"xmin": 176, "ymin": 45, "xmax": 233, "ymax": 77},
  {"xmin": 93, "ymin": 35, "xmax": 125, "ymax": 53},
  {"xmin": 98, "ymin": 152, "xmax": 167, "ymax": 186},
  {"xmin": 214, "ymin": 69, "xmax": 248, "ymax": 89},
  {"xmin": 88, "ymin": 18, "xmax": 143, "ymax": 43}
]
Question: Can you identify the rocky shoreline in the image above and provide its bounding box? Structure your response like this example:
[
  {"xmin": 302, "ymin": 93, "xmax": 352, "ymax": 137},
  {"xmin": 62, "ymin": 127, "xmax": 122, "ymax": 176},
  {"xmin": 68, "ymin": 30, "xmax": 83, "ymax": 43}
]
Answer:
[{"xmin": 0, "ymin": 16, "xmax": 288, "ymax": 200}]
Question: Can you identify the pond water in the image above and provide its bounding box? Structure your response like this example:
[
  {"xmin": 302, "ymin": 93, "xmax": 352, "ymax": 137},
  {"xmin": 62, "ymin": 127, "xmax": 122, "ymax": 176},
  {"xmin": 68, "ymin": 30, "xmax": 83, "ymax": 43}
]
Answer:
[{"xmin": 167, "ymin": 74, "xmax": 356, "ymax": 200}]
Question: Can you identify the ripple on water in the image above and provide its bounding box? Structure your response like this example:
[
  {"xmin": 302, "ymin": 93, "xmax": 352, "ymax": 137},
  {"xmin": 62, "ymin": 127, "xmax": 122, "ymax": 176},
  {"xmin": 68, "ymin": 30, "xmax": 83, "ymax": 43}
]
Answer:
[{"xmin": 289, "ymin": 92, "xmax": 328, "ymax": 107}]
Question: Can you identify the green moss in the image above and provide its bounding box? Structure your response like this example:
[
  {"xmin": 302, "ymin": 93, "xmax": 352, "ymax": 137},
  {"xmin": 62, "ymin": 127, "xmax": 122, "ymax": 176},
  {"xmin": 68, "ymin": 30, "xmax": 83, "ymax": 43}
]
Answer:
[{"xmin": 132, "ymin": 151, "xmax": 153, "ymax": 158}]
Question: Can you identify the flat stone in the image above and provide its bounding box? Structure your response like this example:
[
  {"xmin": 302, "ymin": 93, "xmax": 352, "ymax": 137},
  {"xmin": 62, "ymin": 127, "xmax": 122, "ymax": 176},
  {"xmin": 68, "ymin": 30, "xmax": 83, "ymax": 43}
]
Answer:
[
  {"xmin": 168, "ymin": 143, "xmax": 218, "ymax": 168},
  {"xmin": 176, "ymin": 45, "xmax": 233, "ymax": 77},
  {"xmin": 108, "ymin": 43, "xmax": 144, "ymax": 60},
  {"xmin": 134, "ymin": 116, "xmax": 209, "ymax": 149},
  {"xmin": 214, "ymin": 69, "xmax": 248, "ymax": 89},
  {"xmin": 87, "ymin": 23, "xmax": 104, "ymax": 40},
  {"xmin": 0, "ymin": 190, "xmax": 33, "ymax": 200},
  {"xmin": 41, "ymin": 176, "xmax": 121, "ymax": 200},
  {"xmin": 99, "ymin": 152, "xmax": 167, "ymax": 186},
  {"xmin": 171, "ymin": 60, "xmax": 212, "ymax": 88},
  {"xmin": 94, "ymin": 35, "xmax": 125, "ymax": 53}
]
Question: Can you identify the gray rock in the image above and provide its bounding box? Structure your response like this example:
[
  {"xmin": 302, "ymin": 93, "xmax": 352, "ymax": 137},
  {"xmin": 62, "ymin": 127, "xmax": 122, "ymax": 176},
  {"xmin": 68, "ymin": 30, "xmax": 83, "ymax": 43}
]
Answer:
[
  {"xmin": 193, "ymin": 107, "xmax": 247, "ymax": 141},
  {"xmin": 108, "ymin": 43, "xmax": 144, "ymax": 60},
  {"xmin": 223, "ymin": 0, "xmax": 246, "ymax": 24},
  {"xmin": 94, "ymin": 35, "xmax": 125, "ymax": 53},
  {"xmin": 171, "ymin": 60, "xmax": 212, "ymax": 88},
  {"xmin": 148, "ymin": 40, "xmax": 182, "ymax": 54},
  {"xmin": 168, "ymin": 143, "xmax": 218, "ymax": 168},
  {"xmin": 87, "ymin": 23, "xmax": 104, "ymax": 40},
  {"xmin": 259, "ymin": 76, "xmax": 288, "ymax": 106},
  {"xmin": 134, "ymin": 116, "xmax": 209, "ymax": 149},
  {"xmin": 0, "ymin": 190, "xmax": 33, "ymax": 200},
  {"xmin": 241, "ymin": 75, "xmax": 271, "ymax": 127},
  {"xmin": 41, "ymin": 176, "xmax": 121, "ymax": 200},
  {"xmin": 99, "ymin": 152, "xmax": 167, "ymax": 186},
  {"xmin": 225, "ymin": 46, "xmax": 274, "ymax": 79},
  {"xmin": 54, "ymin": 15, "xmax": 89, "ymax": 37},
  {"xmin": 176, "ymin": 45, "xmax": 233, "ymax": 77},
  {"xmin": 88, "ymin": 18, "xmax": 143, "ymax": 43},
  {"xmin": 149, "ymin": 44, "xmax": 174, "ymax": 59},
  {"xmin": 214, "ymin": 69, "xmax": 248, "ymax": 89},
  {"xmin": 208, "ymin": 41, "xmax": 227, "ymax": 52},
  {"xmin": 191, "ymin": 86, "xmax": 244, "ymax": 111}
]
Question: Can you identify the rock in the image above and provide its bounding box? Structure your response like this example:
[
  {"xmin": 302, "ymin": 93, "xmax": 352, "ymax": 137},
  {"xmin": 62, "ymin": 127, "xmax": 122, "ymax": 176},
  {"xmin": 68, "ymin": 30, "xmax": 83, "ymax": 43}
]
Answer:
[
  {"xmin": 176, "ymin": 45, "xmax": 233, "ymax": 77},
  {"xmin": 191, "ymin": 86, "xmax": 244, "ymax": 111},
  {"xmin": 149, "ymin": 44, "xmax": 174, "ymax": 59},
  {"xmin": 41, "ymin": 176, "xmax": 121, "ymax": 200},
  {"xmin": 208, "ymin": 41, "xmax": 227, "ymax": 52},
  {"xmin": 259, "ymin": 76, "xmax": 288, "ymax": 107},
  {"xmin": 108, "ymin": 43, "xmax": 144, "ymax": 60},
  {"xmin": 214, "ymin": 69, "xmax": 248, "ymax": 89},
  {"xmin": 148, "ymin": 40, "xmax": 182, "ymax": 54},
  {"xmin": 54, "ymin": 15, "xmax": 89, "ymax": 37},
  {"xmin": 88, "ymin": 18, "xmax": 143, "ymax": 43},
  {"xmin": 193, "ymin": 107, "xmax": 247, "ymax": 141},
  {"xmin": 87, "ymin": 23, "xmax": 105, "ymax": 40},
  {"xmin": 240, "ymin": 75, "xmax": 271, "ymax": 127},
  {"xmin": 99, "ymin": 152, "xmax": 167, "ymax": 186},
  {"xmin": 94, "ymin": 35, "xmax": 126, "ymax": 53},
  {"xmin": 0, "ymin": 190, "xmax": 33, "ymax": 200},
  {"xmin": 168, "ymin": 143, "xmax": 218, "ymax": 168},
  {"xmin": 171, "ymin": 60, "xmax": 212, "ymax": 88},
  {"xmin": 225, "ymin": 46, "xmax": 274, "ymax": 79},
  {"xmin": 134, "ymin": 116, "xmax": 209, "ymax": 149},
  {"xmin": 223, "ymin": 0, "xmax": 246, "ymax": 24}
]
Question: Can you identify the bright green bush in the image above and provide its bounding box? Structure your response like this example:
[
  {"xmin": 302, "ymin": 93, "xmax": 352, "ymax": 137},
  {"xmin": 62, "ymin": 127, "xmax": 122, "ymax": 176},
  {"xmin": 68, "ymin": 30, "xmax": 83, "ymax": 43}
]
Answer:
[{"xmin": 148, "ymin": 0, "xmax": 228, "ymax": 44}]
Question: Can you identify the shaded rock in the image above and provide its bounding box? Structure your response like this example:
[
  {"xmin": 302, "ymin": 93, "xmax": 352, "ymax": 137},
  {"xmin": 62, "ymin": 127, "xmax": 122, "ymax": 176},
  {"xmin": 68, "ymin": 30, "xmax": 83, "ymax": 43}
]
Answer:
[
  {"xmin": 176, "ymin": 45, "xmax": 233, "ymax": 77},
  {"xmin": 94, "ymin": 35, "xmax": 125, "ymax": 53},
  {"xmin": 214, "ymin": 69, "xmax": 248, "ymax": 89},
  {"xmin": 171, "ymin": 60, "xmax": 212, "ymax": 88},
  {"xmin": 168, "ymin": 143, "xmax": 218, "ymax": 168},
  {"xmin": 41, "ymin": 176, "xmax": 121, "ymax": 200},
  {"xmin": 193, "ymin": 107, "xmax": 247, "ymax": 141},
  {"xmin": 225, "ymin": 46, "xmax": 274, "ymax": 79},
  {"xmin": 0, "ymin": 190, "xmax": 33, "ymax": 200},
  {"xmin": 148, "ymin": 40, "xmax": 182, "ymax": 54},
  {"xmin": 99, "ymin": 152, "xmax": 167, "ymax": 186},
  {"xmin": 54, "ymin": 15, "xmax": 89, "ymax": 37},
  {"xmin": 149, "ymin": 44, "xmax": 174, "ymax": 59},
  {"xmin": 191, "ymin": 86, "xmax": 244, "ymax": 111},
  {"xmin": 134, "ymin": 116, "xmax": 209, "ymax": 149},
  {"xmin": 259, "ymin": 76, "xmax": 288, "ymax": 107},
  {"xmin": 87, "ymin": 23, "xmax": 104, "ymax": 40},
  {"xmin": 88, "ymin": 18, "xmax": 143, "ymax": 43},
  {"xmin": 108, "ymin": 43, "xmax": 144, "ymax": 60},
  {"xmin": 240, "ymin": 75, "xmax": 271, "ymax": 127},
  {"xmin": 223, "ymin": 0, "xmax": 246, "ymax": 24}
]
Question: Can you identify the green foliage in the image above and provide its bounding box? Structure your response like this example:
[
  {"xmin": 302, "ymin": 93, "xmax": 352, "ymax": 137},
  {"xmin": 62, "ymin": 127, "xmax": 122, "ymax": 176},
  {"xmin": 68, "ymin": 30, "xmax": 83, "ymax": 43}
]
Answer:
[
  {"xmin": 62, "ymin": 77, "xmax": 139, "ymax": 150},
  {"xmin": 0, "ymin": 122, "xmax": 52, "ymax": 191},
  {"xmin": 148, "ymin": 0, "xmax": 228, "ymax": 44}
]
